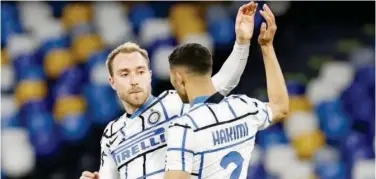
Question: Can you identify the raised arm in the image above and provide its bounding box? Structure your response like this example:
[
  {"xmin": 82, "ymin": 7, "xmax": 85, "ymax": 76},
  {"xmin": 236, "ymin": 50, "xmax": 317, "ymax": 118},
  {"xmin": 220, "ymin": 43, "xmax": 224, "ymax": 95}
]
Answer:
[
  {"xmin": 212, "ymin": 2, "xmax": 258, "ymax": 96},
  {"xmin": 258, "ymin": 4, "xmax": 289, "ymax": 122}
]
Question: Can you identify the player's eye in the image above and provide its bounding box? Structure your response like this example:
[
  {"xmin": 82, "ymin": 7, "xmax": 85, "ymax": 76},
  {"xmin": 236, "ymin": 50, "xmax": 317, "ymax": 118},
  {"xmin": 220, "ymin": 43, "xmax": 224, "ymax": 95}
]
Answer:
[
  {"xmin": 120, "ymin": 73, "xmax": 129, "ymax": 77},
  {"xmin": 138, "ymin": 70, "xmax": 145, "ymax": 75}
]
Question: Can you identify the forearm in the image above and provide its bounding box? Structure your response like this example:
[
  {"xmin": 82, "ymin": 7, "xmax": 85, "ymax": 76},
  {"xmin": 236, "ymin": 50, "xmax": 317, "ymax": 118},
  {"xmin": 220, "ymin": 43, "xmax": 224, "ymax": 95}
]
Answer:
[
  {"xmin": 212, "ymin": 41, "xmax": 250, "ymax": 95},
  {"xmin": 261, "ymin": 44, "xmax": 289, "ymax": 120}
]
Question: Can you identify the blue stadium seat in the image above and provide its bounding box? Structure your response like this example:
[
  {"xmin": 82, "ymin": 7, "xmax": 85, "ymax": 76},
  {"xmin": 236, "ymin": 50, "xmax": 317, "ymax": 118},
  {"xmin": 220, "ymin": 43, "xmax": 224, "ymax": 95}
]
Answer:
[
  {"xmin": 146, "ymin": 37, "xmax": 176, "ymax": 59},
  {"xmin": 207, "ymin": 17, "xmax": 235, "ymax": 45},
  {"xmin": 247, "ymin": 164, "xmax": 266, "ymax": 179},
  {"xmin": 354, "ymin": 66, "xmax": 375, "ymax": 88},
  {"xmin": 20, "ymin": 99, "xmax": 48, "ymax": 116},
  {"xmin": 26, "ymin": 111, "xmax": 59, "ymax": 156},
  {"xmin": 59, "ymin": 113, "xmax": 90, "ymax": 141},
  {"xmin": 340, "ymin": 81, "xmax": 371, "ymax": 121},
  {"xmin": 315, "ymin": 100, "xmax": 351, "ymax": 144},
  {"xmin": 85, "ymin": 48, "xmax": 110, "ymax": 74},
  {"xmin": 53, "ymin": 81, "xmax": 81, "ymax": 101},
  {"xmin": 38, "ymin": 35, "xmax": 69, "ymax": 60},
  {"xmin": 56, "ymin": 66, "xmax": 85, "ymax": 89},
  {"xmin": 17, "ymin": 66, "xmax": 46, "ymax": 85},
  {"xmin": 341, "ymin": 131, "xmax": 375, "ymax": 167},
  {"xmin": 247, "ymin": 146, "xmax": 266, "ymax": 179},
  {"xmin": 1, "ymin": 113, "xmax": 19, "ymax": 129},
  {"xmin": 206, "ymin": 4, "xmax": 229, "ymax": 24},
  {"xmin": 1, "ymin": 3, "xmax": 19, "ymax": 19},
  {"xmin": 354, "ymin": 66, "xmax": 375, "ymax": 100},
  {"xmin": 256, "ymin": 124, "xmax": 289, "ymax": 149},
  {"xmin": 129, "ymin": 4, "xmax": 156, "ymax": 34},
  {"xmin": 315, "ymin": 160, "xmax": 346, "ymax": 179},
  {"xmin": 84, "ymin": 84, "xmax": 122, "ymax": 125},
  {"xmin": 1, "ymin": 4, "xmax": 22, "ymax": 46},
  {"xmin": 49, "ymin": 1, "xmax": 68, "ymax": 17},
  {"xmin": 286, "ymin": 80, "xmax": 306, "ymax": 96},
  {"xmin": 13, "ymin": 55, "xmax": 44, "ymax": 81}
]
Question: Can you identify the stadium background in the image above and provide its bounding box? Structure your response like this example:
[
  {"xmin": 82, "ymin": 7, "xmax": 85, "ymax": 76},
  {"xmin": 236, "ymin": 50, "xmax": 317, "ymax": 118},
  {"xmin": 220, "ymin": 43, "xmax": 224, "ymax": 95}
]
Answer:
[{"xmin": 1, "ymin": 1, "xmax": 375, "ymax": 179}]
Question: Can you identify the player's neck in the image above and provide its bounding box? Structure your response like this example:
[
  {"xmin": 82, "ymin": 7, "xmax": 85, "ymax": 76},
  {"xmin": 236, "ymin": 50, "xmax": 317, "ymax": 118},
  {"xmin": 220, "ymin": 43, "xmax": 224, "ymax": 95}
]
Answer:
[
  {"xmin": 122, "ymin": 101, "xmax": 139, "ymax": 114},
  {"xmin": 185, "ymin": 78, "xmax": 216, "ymax": 103}
]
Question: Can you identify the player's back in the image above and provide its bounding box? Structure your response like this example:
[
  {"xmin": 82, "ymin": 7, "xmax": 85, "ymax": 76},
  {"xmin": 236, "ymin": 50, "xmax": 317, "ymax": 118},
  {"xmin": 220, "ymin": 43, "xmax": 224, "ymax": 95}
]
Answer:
[{"xmin": 165, "ymin": 93, "xmax": 272, "ymax": 179}]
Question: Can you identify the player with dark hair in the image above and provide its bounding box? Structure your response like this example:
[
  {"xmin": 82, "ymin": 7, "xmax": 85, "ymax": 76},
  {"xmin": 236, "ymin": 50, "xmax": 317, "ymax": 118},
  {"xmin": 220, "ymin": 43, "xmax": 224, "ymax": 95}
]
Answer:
[{"xmin": 164, "ymin": 4, "xmax": 289, "ymax": 179}]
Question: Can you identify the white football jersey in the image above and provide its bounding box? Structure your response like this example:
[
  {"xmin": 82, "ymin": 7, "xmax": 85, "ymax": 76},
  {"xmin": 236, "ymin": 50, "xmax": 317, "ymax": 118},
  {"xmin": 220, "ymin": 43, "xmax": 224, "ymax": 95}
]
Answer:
[
  {"xmin": 97, "ymin": 42, "xmax": 251, "ymax": 179},
  {"xmin": 99, "ymin": 90, "xmax": 190, "ymax": 179},
  {"xmin": 165, "ymin": 93, "xmax": 273, "ymax": 179}
]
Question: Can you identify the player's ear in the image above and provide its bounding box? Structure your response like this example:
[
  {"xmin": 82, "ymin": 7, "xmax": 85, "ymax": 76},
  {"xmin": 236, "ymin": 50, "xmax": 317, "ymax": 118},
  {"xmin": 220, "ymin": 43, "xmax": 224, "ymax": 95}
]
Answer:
[
  {"xmin": 175, "ymin": 71, "xmax": 185, "ymax": 87},
  {"xmin": 109, "ymin": 76, "xmax": 116, "ymax": 90}
]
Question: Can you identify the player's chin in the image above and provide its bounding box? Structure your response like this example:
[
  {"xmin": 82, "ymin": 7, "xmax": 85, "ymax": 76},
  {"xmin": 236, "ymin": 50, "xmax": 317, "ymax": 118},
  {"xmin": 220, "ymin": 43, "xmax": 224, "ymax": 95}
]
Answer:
[{"xmin": 129, "ymin": 93, "xmax": 147, "ymax": 106}]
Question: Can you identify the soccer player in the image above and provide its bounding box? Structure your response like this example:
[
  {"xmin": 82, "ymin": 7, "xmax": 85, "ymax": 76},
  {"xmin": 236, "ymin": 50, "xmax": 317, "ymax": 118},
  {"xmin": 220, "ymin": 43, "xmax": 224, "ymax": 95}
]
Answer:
[
  {"xmin": 80, "ymin": 2, "xmax": 258, "ymax": 179},
  {"xmin": 164, "ymin": 4, "xmax": 289, "ymax": 179}
]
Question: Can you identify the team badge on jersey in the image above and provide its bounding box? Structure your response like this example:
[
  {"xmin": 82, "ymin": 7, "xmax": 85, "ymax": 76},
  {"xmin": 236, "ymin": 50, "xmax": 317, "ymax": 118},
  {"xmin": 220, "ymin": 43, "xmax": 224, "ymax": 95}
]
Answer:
[{"xmin": 148, "ymin": 111, "xmax": 161, "ymax": 125}]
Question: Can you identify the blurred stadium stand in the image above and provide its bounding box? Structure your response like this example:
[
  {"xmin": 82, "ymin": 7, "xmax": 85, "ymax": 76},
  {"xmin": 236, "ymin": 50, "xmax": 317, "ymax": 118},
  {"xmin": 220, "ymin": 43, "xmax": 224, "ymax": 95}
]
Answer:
[{"xmin": 1, "ymin": 1, "xmax": 375, "ymax": 179}]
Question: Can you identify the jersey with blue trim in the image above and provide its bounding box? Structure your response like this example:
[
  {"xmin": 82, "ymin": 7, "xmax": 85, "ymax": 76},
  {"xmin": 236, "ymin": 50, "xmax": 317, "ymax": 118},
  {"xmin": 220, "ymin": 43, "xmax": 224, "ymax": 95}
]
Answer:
[
  {"xmin": 165, "ymin": 94, "xmax": 273, "ymax": 179},
  {"xmin": 99, "ymin": 90, "xmax": 190, "ymax": 179}
]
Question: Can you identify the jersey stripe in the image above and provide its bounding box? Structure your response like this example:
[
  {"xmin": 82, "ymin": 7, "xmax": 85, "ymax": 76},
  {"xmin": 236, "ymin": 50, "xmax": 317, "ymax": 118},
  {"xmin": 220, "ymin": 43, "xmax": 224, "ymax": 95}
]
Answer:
[
  {"xmin": 225, "ymin": 98, "xmax": 237, "ymax": 118},
  {"xmin": 182, "ymin": 128, "xmax": 188, "ymax": 171},
  {"xmin": 125, "ymin": 165, "xmax": 128, "ymax": 179},
  {"xmin": 234, "ymin": 95, "xmax": 248, "ymax": 104},
  {"xmin": 198, "ymin": 154, "xmax": 204, "ymax": 179},
  {"xmin": 264, "ymin": 108, "xmax": 271, "ymax": 123},
  {"xmin": 180, "ymin": 103, "xmax": 185, "ymax": 115},
  {"xmin": 160, "ymin": 100, "xmax": 169, "ymax": 120},
  {"xmin": 206, "ymin": 104, "xmax": 219, "ymax": 123},
  {"xmin": 186, "ymin": 114, "xmax": 199, "ymax": 129},
  {"xmin": 140, "ymin": 115, "xmax": 146, "ymax": 178},
  {"xmin": 193, "ymin": 112, "xmax": 254, "ymax": 132},
  {"xmin": 117, "ymin": 144, "xmax": 167, "ymax": 170}
]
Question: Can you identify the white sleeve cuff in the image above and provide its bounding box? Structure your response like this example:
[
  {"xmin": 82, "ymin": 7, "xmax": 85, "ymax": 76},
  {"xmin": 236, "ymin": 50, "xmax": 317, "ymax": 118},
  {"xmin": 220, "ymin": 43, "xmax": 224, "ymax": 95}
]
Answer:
[{"xmin": 233, "ymin": 41, "xmax": 251, "ymax": 60}]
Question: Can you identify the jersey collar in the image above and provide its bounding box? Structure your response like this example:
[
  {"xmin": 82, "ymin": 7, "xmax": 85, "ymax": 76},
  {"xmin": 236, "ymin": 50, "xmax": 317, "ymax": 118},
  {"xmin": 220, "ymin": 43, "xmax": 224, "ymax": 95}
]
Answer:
[
  {"xmin": 190, "ymin": 96, "xmax": 210, "ymax": 107},
  {"xmin": 128, "ymin": 95, "xmax": 156, "ymax": 119},
  {"xmin": 190, "ymin": 92, "xmax": 225, "ymax": 107}
]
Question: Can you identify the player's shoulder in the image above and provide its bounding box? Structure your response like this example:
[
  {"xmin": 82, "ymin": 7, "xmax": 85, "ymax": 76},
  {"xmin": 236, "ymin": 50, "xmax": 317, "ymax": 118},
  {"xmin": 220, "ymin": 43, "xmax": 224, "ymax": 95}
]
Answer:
[
  {"xmin": 168, "ymin": 114, "xmax": 194, "ymax": 130},
  {"xmin": 158, "ymin": 90, "xmax": 181, "ymax": 102},
  {"xmin": 158, "ymin": 90, "xmax": 187, "ymax": 114},
  {"xmin": 101, "ymin": 114, "xmax": 126, "ymax": 141},
  {"xmin": 227, "ymin": 94, "xmax": 264, "ymax": 106}
]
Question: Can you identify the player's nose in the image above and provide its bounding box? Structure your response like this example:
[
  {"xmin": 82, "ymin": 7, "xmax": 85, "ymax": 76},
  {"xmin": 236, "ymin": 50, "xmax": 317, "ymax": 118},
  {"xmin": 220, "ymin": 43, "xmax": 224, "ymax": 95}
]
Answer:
[{"xmin": 130, "ymin": 74, "xmax": 140, "ymax": 85}]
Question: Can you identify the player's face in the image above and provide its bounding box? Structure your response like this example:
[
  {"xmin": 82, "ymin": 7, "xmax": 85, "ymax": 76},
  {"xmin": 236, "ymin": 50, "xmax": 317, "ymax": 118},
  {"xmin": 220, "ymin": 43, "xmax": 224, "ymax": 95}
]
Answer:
[
  {"xmin": 169, "ymin": 68, "xmax": 189, "ymax": 103},
  {"xmin": 109, "ymin": 52, "xmax": 152, "ymax": 107}
]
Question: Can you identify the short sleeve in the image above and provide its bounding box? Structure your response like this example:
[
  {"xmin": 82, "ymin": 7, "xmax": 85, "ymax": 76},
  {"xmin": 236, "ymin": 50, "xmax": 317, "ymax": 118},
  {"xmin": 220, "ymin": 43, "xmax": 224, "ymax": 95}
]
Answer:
[
  {"xmin": 243, "ymin": 96, "xmax": 273, "ymax": 130},
  {"xmin": 99, "ymin": 125, "xmax": 119, "ymax": 179},
  {"xmin": 165, "ymin": 118, "xmax": 196, "ymax": 173}
]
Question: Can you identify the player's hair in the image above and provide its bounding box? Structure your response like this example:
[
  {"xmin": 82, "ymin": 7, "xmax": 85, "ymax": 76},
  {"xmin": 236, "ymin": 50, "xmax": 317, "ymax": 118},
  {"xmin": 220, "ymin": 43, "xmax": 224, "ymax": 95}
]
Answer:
[
  {"xmin": 168, "ymin": 43, "xmax": 212, "ymax": 75},
  {"xmin": 106, "ymin": 42, "xmax": 150, "ymax": 76}
]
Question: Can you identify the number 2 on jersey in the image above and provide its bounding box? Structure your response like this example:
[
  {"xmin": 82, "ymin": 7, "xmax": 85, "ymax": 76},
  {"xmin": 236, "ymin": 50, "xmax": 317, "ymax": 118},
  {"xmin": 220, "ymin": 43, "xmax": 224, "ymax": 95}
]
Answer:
[{"xmin": 220, "ymin": 151, "xmax": 244, "ymax": 179}]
